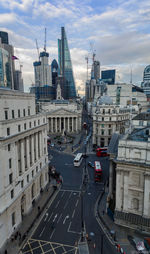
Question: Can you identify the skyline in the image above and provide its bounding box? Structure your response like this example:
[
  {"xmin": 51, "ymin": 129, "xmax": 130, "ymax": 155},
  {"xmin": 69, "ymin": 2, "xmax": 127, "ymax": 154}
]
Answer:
[{"xmin": 0, "ymin": 0, "xmax": 150, "ymax": 95}]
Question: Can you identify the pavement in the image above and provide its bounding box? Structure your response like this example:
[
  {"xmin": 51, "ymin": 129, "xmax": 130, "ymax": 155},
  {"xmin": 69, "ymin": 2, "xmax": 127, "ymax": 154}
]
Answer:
[{"xmin": 1, "ymin": 183, "xmax": 59, "ymax": 254}]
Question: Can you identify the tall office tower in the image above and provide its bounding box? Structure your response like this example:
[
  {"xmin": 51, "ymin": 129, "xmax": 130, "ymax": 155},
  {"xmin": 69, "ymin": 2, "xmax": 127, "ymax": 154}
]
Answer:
[
  {"xmin": 14, "ymin": 70, "xmax": 24, "ymax": 91},
  {"xmin": 51, "ymin": 59, "xmax": 58, "ymax": 86},
  {"xmin": 141, "ymin": 65, "xmax": 150, "ymax": 99},
  {"xmin": 101, "ymin": 69, "xmax": 116, "ymax": 84},
  {"xmin": 0, "ymin": 47, "xmax": 12, "ymax": 88},
  {"xmin": 93, "ymin": 61, "xmax": 100, "ymax": 81},
  {"xmin": 58, "ymin": 27, "xmax": 76, "ymax": 99},
  {"xmin": 0, "ymin": 31, "xmax": 15, "ymax": 89},
  {"xmin": 0, "ymin": 31, "xmax": 9, "ymax": 44}
]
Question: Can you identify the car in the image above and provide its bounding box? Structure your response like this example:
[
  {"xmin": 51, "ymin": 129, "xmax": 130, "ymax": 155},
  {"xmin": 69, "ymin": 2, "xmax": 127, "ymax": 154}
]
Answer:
[
  {"xmin": 50, "ymin": 143, "xmax": 54, "ymax": 147},
  {"xmin": 88, "ymin": 161, "xmax": 94, "ymax": 168}
]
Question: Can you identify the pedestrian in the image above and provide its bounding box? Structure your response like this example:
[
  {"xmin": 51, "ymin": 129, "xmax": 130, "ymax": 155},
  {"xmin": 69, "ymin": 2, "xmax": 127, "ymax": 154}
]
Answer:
[
  {"xmin": 18, "ymin": 232, "xmax": 21, "ymax": 240},
  {"xmin": 38, "ymin": 206, "xmax": 40, "ymax": 212},
  {"xmin": 102, "ymin": 210, "xmax": 105, "ymax": 215},
  {"xmin": 4, "ymin": 250, "xmax": 7, "ymax": 254}
]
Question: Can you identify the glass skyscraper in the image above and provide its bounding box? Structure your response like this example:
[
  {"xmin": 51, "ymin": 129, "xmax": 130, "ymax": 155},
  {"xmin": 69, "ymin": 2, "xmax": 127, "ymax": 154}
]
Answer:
[{"xmin": 58, "ymin": 27, "xmax": 76, "ymax": 99}]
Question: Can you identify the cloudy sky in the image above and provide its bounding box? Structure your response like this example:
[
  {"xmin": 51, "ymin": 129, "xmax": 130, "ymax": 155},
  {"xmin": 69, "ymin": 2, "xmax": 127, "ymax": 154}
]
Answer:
[{"xmin": 0, "ymin": 0, "xmax": 150, "ymax": 95}]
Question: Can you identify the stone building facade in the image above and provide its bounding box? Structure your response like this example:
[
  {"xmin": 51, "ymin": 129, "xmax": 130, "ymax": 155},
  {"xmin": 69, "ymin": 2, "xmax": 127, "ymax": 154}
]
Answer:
[
  {"xmin": 92, "ymin": 97, "xmax": 130, "ymax": 147},
  {"xmin": 40, "ymin": 100, "xmax": 82, "ymax": 134},
  {"xmin": 115, "ymin": 128, "xmax": 150, "ymax": 231},
  {"xmin": 0, "ymin": 89, "xmax": 48, "ymax": 249}
]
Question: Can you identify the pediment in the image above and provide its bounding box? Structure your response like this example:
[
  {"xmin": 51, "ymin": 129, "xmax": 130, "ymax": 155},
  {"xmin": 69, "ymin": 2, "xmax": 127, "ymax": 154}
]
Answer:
[{"xmin": 48, "ymin": 108, "xmax": 76, "ymax": 116}]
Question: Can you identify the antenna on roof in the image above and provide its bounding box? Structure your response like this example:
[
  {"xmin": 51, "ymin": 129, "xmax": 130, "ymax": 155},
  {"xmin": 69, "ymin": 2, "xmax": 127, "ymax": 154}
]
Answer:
[
  {"xmin": 35, "ymin": 39, "xmax": 40, "ymax": 61},
  {"xmin": 44, "ymin": 28, "xmax": 47, "ymax": 52}
]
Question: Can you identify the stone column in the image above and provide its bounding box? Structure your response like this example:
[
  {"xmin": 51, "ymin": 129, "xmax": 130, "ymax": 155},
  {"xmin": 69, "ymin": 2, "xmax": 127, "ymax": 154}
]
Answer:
[
  {"xmin": 76, "ymin": 117, "xmax": 78, "ymax": 132},
  {"xmin": 41, "ymin": 131, "xmax": 44, "ymax": 156},
  {"xmin": 64, "ymin": 117, "xmax": 66, "ymax": 132},
  {"xmin": 15, "ymin": 142, "xmax": 19, "ymax": 176},
  {"xmin": 39, "ymin": 132, "xmax": 42, "ymax": 158},
  {"xmin": 72, "ymin": 117, "xmax": 74, "ymax": 132},
  {"xmin": 115, "ymin": 170, "xmax": 122, "ymax": 211},
  {"xmin": 20, "ymin": 139, "xmax": 25, "ymax": 173},
  {"xmin": 31, "ymin": 134, "xmax": 35, "ymax": 164},
  {"xmin": 51, "ymin": 118, "xmax": 53, "ymax": 133},
  {"xmin": 35, "ymin": 133, "xmax": 38, "ymax": 161},
  {"xmin": 56, "ymin": 118, "xmax": 58, "ymax": 133},
  {"xmin": 68, "ymin": 117, "xmax": 70, "ymax": 132},
  {"xmin": 59, "ymin": 117, "xmax": 61, "ymax": 133},
  {"xmin": 26, "ymin": 137, "xmax": 30, "ymax": 170}
]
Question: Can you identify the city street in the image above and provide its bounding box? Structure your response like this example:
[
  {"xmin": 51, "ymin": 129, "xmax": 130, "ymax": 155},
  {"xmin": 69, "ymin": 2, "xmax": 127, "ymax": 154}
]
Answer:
[{"xmin": 21, "ymin": 135, "xmax": 117, "ymax": 254}]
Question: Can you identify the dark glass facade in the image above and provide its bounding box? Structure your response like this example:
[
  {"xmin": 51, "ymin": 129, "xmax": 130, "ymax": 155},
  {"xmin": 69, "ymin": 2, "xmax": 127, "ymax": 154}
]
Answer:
[
  {"xmin": 58, "ymin": 27, "xmax": 76, "ymax": 99},
  {"xmin": 101, "ymin": 69, "xmax": 116, "ymax": 84},
  {"xmin": 0, "ymin": 48, "xmax": 12, "ymax": 88},
  {"xmin": 0, "ymin": 31, "xmax": 9, "ymax": 44}
]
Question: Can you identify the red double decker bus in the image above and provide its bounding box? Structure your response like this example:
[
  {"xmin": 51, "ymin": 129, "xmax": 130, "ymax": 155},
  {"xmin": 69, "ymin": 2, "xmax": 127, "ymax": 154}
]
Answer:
[
  {"xmin": 96, "ymin": 147, "xmax": 108, "ymax": 157},
  {"xmin": 94, "ymin": 161, "xmax": 102, "ymax": 182}
]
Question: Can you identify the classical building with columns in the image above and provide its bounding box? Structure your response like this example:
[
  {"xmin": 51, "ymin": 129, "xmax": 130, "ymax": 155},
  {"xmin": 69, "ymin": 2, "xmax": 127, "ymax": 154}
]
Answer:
[
  {"xmin": 114, "ymin": 127, "xmax": 150, "ymax": 231},
  {"xmin": 0, "ymin": 89, "xmax": 48, "ymax": 250},
  {"xmin": 92, "ymin": 96, "xmax": 130, "ymax": 147},
  {"xmin": 40, "ymin": 100, "xmax": 82, "ymax": 134}
]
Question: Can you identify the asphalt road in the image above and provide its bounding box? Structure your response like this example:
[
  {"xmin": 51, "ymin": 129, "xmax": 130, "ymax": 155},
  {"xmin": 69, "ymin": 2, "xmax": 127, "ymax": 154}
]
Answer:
[{"xmin": 21, "ymin": 144, "xmax": 117, "ymax": 254}]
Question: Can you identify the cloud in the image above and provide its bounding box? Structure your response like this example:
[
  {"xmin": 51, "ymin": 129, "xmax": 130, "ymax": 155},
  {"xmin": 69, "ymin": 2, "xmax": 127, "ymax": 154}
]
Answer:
[
  {"xmin": 0, "ymin": 0, "xmax": 34, "ymax": 11},
  {"xmin": 0, "ymin": 13, "xmax": 17, "ymax": 24}
]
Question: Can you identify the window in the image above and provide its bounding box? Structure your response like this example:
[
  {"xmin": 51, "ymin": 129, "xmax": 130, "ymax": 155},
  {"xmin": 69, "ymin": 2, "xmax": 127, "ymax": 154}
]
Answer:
[
  {"xmin": 32, "ymin": 170, "xmax": 34, "ymax": 177},
  {"xmin": 101, "ymin": 124, "xmax": 104, "ymax": 128},
  {"xmin": 40, "ymin": 162, "xmax": 42, "ymax": 168},
  {"xmin": 18, "ymin": 125, "xmax": 21, "ymax": 132},
  {"xmin": 108, "ymin": 129, "xmax": 111, "ymax": 135},
  {"xmin": 11, "ymin": 189, "xmax": 14, "ymax": 199},
  {"xmin": 24, "ymin": 123, "xmax": 26, "ymax": 130},
  {"xmin": 29, "ymin": 122, "xmax": 32, "ymax": 128},
  {"xmin": 109, "ymin": 124, "xmax": 111, "ymax": 128},
  {"xmin": 44, "ymin": 147, "xmax": 46, "ymax": 154},
  {"xmin": 108, "ymin": 109, "xmax": 110, "ymax": 114},
  {"xmin": 38, "ymin": 119, "xmax": 40, "ymax": 125},
  {"xmin": 101, "ymin": 130, "xmax": 104, "ymax": 135},
  {"xmin": 43, "ymin": 118, "xmax": 45, "ymax": 123},
  {"xmin": 23, "ymin": 109, "xmax": 25, "ymax": 117},
  {"xmin": 102, "ymin": 109, "xmax": 105, "ymax": 114},
  {"xmin": 7, "ymin": 128, "xmax": 10, "ymax": 136},
  {"xmin": 34, "ymin": 121, "xmax": 36, "ymax": 127},
  {"xmin": 45, "ymin": 158, "xmax": 47, "ymax": 164},
  {"xmin": 28, "ymin": 108, "xmax": 30, "ymax": 116},
  {"xmin": 12, "ymin": 212, "xmax": 15, "ymax": 226},
  {"xmin": 102, "ymin": 117, "xmax": 104, "ymax": 121},
  {"xmin": 36, "ymin": 166, "xmax": 38, "ymax": 172},
  {"xmin": 110, "ymin": 117, "xmax": 111, "ymax": 121},
  {"xmin": 5, "ymin": 110, "xmax": 8, "ymax": 120},
  {"xmin": 18, "ymin": 109, "xmax": 20, "ymax": 118},
  {"xmin": 9, "ymin": 158, "xmax": 12, "ymax": 168},
  {"xmin": 12, "ymin": 110, "xmax": 14, "ymax": 119},
  {"xmin": 9, "ymin": 173, "xmax": 13, "ymax": 184},
  {"xmin": 27, "ymin": 174, "xmax": 29, "ymax": 183},
  {"xmin": 8, "ymin": 144, "xmax": 11, "ymax": 151},
  {"xmin": 21, "ymin": 180, "xmax": 24, "ymax": 188}
]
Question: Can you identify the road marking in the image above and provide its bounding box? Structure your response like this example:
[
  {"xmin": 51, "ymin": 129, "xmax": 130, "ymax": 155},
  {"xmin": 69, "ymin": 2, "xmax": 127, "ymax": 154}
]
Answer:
[
  {"xmin": 44, "ymin": 213, "xmax": 48, "ymax": 221},
  {"xmin": 69, "ymin": 191, "xmax": 72, "ymax": 199},
  {"xmin": 68, "ymin": 221, "xmax": 72, "ymax": 232},
  {"xmin": 50, "ymin": 228, "xmax": 56, "ymax": 239},
  {"xmin": 75, "ymin": 199, "xmax": 79, "ymax": 207},
  {"xmin": 39, "ymin": 226, "xmax": 45, "ymax": 237},
  {"xmin": 55, "ymin": 200, "xmax": 60, "ymax": 208},
  {"xmin": 64, "ymin": 200, "xmax": 69, "ymax": 209},
  {"xmin": 53, "ymin": 214, "xmax": 58, "ymax": 222},
  {"xmin": 60, "ymin": 191, "xmax": 65, "ymax": 197},
  {"xmin": 48, "ymin": 212, "xmax": 53, "ymax": 222},
  {"xmin": 57, "ymin": 213, "xmax": 62, "ymax": 223},
  {"xmin": 72, "ymin": 209, "xmax": 75, "ymax": 218},
  {"xmin": 63, "ymin": 215, "xmax": 69, "ymax": 224}
]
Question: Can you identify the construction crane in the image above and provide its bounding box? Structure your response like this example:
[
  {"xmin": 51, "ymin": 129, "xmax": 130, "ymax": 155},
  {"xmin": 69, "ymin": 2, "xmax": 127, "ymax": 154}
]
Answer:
[
  {"xmin": 44, "ymin": 27, "xmax": 47, "ymax": 52},
  {"xmin": 35, "ymin": 39, "xmax": 40, "ymax": 61}
]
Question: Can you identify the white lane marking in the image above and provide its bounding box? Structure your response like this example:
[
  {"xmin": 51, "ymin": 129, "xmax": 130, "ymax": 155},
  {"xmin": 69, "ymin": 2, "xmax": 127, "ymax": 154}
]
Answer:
[
  {"xmin": 63, "ymin": 215, "xmax": 69, "ymax": 224},
  {"xmin": 50, "ymin": 228, "xmax": 56, "ymax": 239},
  {"xmin": 65, "ymin": 163, "xmax": 72, "ymax": 166},
  {"xmin": 60, "ymin": 189, "xmax": 81, "ymax": 193},
  {"xmin": 61, "ymin": 191, "xmax": 65, "ymax": 197},
  {"xmin": 72, "ymin": 209, "xmax": 75, "ymax": 218},
  {"xmin": 57, "ymin": 213, "xmax": 62, "ymax": 224},
  {"xmin": 39, "ymin": 226, "xmax": 45, "ymax": 237},
  {"xmin": 48, "ymin": 212, "xmax": 53, "ymax": 222},
  {"xmin": 53, "ymin": 214, "xmax": 58, "ymax": 222},
  {"xmin": 68, "ymin": 222, "xmax": 72, "ymax": 232},
  {"xmin": 69, "ymin": 192, "xmax": 72, "ymax": 199},
  {"xmin": 55, "ymin": 200, "xmax": 60, "ymax": 208},
  {"xmin": 44, "ymin": 213, "xmax": 48, "ymax": 221},
  {"xmin": 75, "ymin": 199, "xmax": 79, "ymax": 207},
  {"xmin": 64, "ymin": 201, "xmax": 69, "ymax": 209}
]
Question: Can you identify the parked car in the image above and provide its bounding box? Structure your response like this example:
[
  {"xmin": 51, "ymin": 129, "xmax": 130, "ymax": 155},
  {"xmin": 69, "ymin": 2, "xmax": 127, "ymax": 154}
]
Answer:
[
  {"xmin": 50, "ymin": 143, "xmax": 54, "ymax": 147},
  {"xmin": 88, "ymin": 161, "xmax": 94, "ymax": 168}
]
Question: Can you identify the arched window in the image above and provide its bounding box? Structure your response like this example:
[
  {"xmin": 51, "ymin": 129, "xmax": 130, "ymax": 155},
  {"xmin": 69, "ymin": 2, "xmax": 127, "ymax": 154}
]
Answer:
[
  {"xmin": 132, "ymin": 198, "xmax": 139, "ymax": 210},
  {"xmin": 31, "ymin": 183, "xmax": 35, "ymax": 199}
]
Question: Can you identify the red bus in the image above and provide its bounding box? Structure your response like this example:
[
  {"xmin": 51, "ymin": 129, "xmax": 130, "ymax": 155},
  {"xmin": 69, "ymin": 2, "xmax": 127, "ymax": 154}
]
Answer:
[
  {"xmin": 96, "ymin": 147, "xmax": 108, "ymax": 157},
  {"xmin": 94, "ymin": 161, "xmax": 102, "ymax": 182}
]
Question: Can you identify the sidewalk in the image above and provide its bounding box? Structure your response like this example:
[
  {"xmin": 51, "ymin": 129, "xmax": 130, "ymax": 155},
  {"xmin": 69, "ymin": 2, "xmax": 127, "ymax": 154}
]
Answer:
[
  {"xmin": 2, "ymin": 183, "xmax": 59, "ymax": 254},
  {"xmin": 97, "ymin": 189, "xmax": 141, "ymax": 254}
]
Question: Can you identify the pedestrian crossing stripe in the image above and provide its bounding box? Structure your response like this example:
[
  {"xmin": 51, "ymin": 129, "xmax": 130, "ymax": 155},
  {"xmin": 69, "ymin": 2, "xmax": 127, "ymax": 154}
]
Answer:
[{"xmin": 21, "ymin": 238, "xmax": 79, "ymax": 254}]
